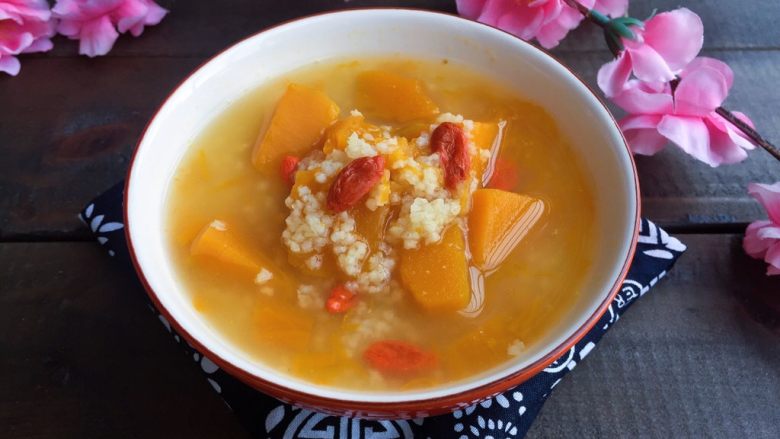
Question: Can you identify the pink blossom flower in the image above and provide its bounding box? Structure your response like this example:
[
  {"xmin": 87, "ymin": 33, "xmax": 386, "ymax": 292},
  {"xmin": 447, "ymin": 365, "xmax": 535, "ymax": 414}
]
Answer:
[
  {"xmin": 456, "ymin": 0, "xmax": 628, "ymax": 49},
  {"xmin": 744, "ymin": 182, "xmax": 780, "ymax": 276},
  {"xmin": 614, "ymin": 57, "xmax": 755, "ymax": 166},
  {"xmin": 52, "ymin": 0, "xmax": 167, "ymax": 57},
  {"xmin": 598, "ymin": 8, "xmax": 703, "ymax": 97},
  {"xmin": 0, "ymin": 0, "xmax": 55, "ymax": 76}
]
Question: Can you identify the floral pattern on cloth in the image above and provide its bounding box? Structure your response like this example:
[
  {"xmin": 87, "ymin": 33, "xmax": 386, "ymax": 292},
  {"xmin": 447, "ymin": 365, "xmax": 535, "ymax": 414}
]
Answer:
[{"xmin": 81, "ymin": 181, "xmax": 685, "ymax": 438}]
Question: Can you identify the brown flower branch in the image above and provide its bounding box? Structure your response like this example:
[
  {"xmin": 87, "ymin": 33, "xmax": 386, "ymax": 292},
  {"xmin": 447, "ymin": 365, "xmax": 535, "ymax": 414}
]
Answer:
[
  {"xmin": 562, "ymin": 0, "xmax": 597, "ymax": 24},
  {"xmin": 715, "ymin": 107, "xmax": 780, "ymax": 161}
]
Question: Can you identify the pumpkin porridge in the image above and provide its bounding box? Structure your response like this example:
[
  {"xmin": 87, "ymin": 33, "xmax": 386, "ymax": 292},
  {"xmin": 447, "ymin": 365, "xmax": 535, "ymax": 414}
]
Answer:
[{"xmin": 166, "ymin": 58, "xmax": 596, "ymax": 391}]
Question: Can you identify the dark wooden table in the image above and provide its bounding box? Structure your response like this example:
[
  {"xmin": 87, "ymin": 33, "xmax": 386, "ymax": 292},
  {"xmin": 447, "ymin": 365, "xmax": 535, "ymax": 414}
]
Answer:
[{"xmin": 2, "ymin": 1, "xmax": 779, "ymax": 437}]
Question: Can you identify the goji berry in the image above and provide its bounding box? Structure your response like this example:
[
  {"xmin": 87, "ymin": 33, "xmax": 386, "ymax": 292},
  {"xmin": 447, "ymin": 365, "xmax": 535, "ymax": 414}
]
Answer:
[
  {"xmin": 363, "ymin": 339, "xmax": 437, "ymax": 376},
  {"xmin": 280, "ymin": 155, "xmax": 300, "ymax": 185},
  {"xmin": 326, "ymin": 284, "xmax": 357, "ymax": 314},
  {"xmin": 327, "ymin": 155, "xmax": 385, "ymax": 212},
  {"xmin": 431, "ymin": 122, "xmax": 470, "ymax": 190}
]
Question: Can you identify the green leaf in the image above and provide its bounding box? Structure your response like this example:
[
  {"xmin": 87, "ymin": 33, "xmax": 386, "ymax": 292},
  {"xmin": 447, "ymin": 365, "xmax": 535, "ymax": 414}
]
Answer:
[
  {"xmin": 610, "ymin": 21, "xmax": 636, "ymax": 40},
  {"xmin": 589, "ymin": 9, "xmax": 611, "ymax": 26},
  {"xmin": 617, "ymin": 16, "xmax": 644, "ymax": 28}
]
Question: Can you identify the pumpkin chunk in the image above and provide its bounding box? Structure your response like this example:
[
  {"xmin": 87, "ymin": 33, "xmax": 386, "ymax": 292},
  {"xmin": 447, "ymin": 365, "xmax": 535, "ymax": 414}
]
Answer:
[
  {"xmin": 190, "ymin": 220, "xmax": 294, "ymax": 293},
  {"xmin": 252, "ymin": 84, "xmax": 340, "ymax": 170},
  {"xmin": 471, "ymin": 121, "xmax": 500, "ymax": 150},
  {"xmin": 356, "ymin": 70, "xmax": 439, "ymax": 123},
  {"xmin": 190, "ymin": 220, "xmax": 260, "ymax": 272},
  {"xmin": 470, "ymin": 121, "xmax": 504, "ymax": 183},
  {"xmin": 468, "ymin": 189, "xmax": 545, "ymax": 271},
  {"xmin": 399, "ymin": 225, "xmax": 470, "ymax": 311},
  {"xmin": 253, "ymin": 302, "xmax": 313, "ymax": 350},
  {"xmin": 322, "ymin": 114, "xmax": 366, "ymax": 153}
]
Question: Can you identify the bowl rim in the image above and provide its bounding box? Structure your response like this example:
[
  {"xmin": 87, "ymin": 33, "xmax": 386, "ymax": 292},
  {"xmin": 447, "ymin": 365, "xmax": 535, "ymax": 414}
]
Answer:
[{"xmin": 123, "ymin": 7, "xmax": 641, "ymax": 416}]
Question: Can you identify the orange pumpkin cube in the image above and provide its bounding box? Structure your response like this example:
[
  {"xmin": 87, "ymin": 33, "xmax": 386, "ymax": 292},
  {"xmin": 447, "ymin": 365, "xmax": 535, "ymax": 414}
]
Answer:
[
  {"xmin": 252, "ymin": 84, "xmax": 340, "ymax": 171},
  {"xmin": 190, "ymin": 220, "xmax": 294, "ymax": 294},
  {"xmin": 467, "ymin": 189, "xmax": 545, "ymax": 271},
  {"xmin": 322, "ymin": 114, "xmax": 366, "ymax": 154},
  {"xmin": 190, "ymin": 220, "xmax": 260, "ymax": 273},
  {"xmin": 399, "ymin": 225, "xmax": 471, "ymax": 311},
  {"xmin": 470, "ymin": 121, "xmax": 505, "ymax": 183},
  {"xmin": 356, "ymin": 70, "xmax": 439, "ymax": 123}
]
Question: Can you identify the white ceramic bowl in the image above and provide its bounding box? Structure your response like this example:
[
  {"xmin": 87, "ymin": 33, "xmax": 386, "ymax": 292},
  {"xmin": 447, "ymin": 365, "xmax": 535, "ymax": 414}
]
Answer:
[{"xmin": 125, "ymin": 9, "xmax": 639, "ymax": 418}]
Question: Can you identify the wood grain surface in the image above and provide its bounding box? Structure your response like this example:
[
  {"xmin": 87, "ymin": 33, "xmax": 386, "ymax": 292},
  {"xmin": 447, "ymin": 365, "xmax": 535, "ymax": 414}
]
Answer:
[
  {"xmin": 1, "ymin": 0, "xmax": 778, "ymax": 437},
  {"xmin": 527, "ymin": 235, "xmax": 780, "ymax": 439}
]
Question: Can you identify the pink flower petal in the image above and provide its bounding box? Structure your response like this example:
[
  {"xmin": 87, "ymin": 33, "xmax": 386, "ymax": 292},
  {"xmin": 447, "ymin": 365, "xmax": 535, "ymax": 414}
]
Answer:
[
  {"xmin": 114, "ymin": 0, "xmax": 167, "ymax": 36},
  {"xmin": 0, "ymin": 0, "xmax": 54, "ymax": 75},
  {"xmin": 17, "ymin": 19, "xmax": 55, "ymax": 53},
  {"xmin": 681, "ymin": 57, "xmax": 734, "ymax": 89},
  {"xmin": 78, "ymin": 16, "xmax": 119, "ymax": 57},
  {"xmin": 22, "ymin": 36, "xmax": 53, "ymax": 53},
  {"xmin": 52, "ymin": 0, "xmax": 168, "ymax": 57},
  {"xmin": 748, "ymin": 182, "xmax": 780, "ymax": 225},
  {"xmin": 114, "ymin": 0, "xmax": 150, "ymax": 34},
  {"xmin": 528, "ymin": 0, "xmax": 551, "ymax": 8},
  {"xmin": 657, "ymin": 115, "xmax": 721, "ymax": 166},
  {"xmin": 702, "ymin": 116, "xmax": 750, "ymax": 165},
  {"xmin": 757, "ymin": 225, "xmax": 780, "ymax": 240},
  {"xmin": 642, "ymin": 8, "xmax": 703, "ymax": 72},
  {"xmin": 535, "ymin": 22, "xmax": 569, "ymax": 49},
  {"xmin": 619, "ymin": 114, "xmax": 667, "ymax": 155},
  {"xmin": 56, "ymin": 19, "xmax": 81, "ymax": 37},
  {"xmin": 620, "ymin": 113, "xmax": 663, "ymax": 131},
  {"xmin": 51, "ymin": 0, "xmax": 78, "ymax": 17},
  {"xmin": 456, "ymin": 0, "xmax": 489, "ymax": 19},
  {"xmin": 674, "ymin": 65, "xmax": 730, "ymax": 116},
  {"xmin": 593, "ymin": 0, "xmax": 629, "ymax": 17},
  {"xmin": 535, "ymin": 6, "xmax": 583, "ymax": 49},
  {"xmin": 496, "ymin": 4, "xmax": 546, "ymax": 40},
  {"xmin": 765, "ymin": 242, "xmax": 780, "ymax": 276},
  {"xmin": 538, "ymin": 0, "xmax": 568, "ymax": 26},
  {"xmin": 0, "ymin": 30, "xmax": 33, "ymax": 54},
  {"xmin": 744, "ymin": 220, "xmax": 773, "ymax": 258},
  {"xmin": 129, "ymin": 0, "xmax": 167, "ymax": 36},
  {"xmin": 141, "ymin": 1, "xmax": 166, "ymax": 25},
  {"xmin": 597, "ymin": 53, "xmax": 632, "ymax": 98},
  {"xmin": 0, "ymin": 0, "xmax": 51, "ymax": 22},
  {"xmin": 706, "ymin": 112, "xmax": 756, "ymax": 155},
  {"xmin": 612, "ymin": 80, "xmax": 674, "ymax": 114},
  {"xmin": 532, "ymin": 0, "xmax": 562, "ymax": 26},
  {"xmin": 555, "ymin": 3, "xmax": 586, "ymax": 27},
  {"xmin": 477, "ymin": 0, "xmax": 517, "ymax": 26},
  {"xmin": 627, "ymin": 43, "xmax": 676, "ymax": 83},
  {"xmin": 457, "ymin": 0, "xmax": 591, "ymax": 47},
  {"xmin": 730, "ymin": 110, "xmax": 755, "ymax": 129},
  {"xmin": 0, "ymin": 54, "xmax": 21, "ymax": 75}
]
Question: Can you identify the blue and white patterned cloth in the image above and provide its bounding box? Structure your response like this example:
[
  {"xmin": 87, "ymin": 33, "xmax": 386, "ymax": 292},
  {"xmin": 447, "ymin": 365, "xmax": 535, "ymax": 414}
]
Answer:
[{"xmin": 81, "ymin": 182, "xmax": 685, "ymax": 438}]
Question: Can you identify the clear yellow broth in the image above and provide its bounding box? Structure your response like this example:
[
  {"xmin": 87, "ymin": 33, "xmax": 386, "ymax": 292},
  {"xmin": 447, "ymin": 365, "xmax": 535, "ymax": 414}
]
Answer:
[{"xmin": 166, "ymin": 58, "xmax": 596, "ymax": 391}]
